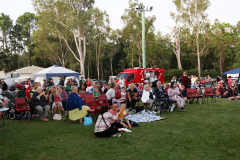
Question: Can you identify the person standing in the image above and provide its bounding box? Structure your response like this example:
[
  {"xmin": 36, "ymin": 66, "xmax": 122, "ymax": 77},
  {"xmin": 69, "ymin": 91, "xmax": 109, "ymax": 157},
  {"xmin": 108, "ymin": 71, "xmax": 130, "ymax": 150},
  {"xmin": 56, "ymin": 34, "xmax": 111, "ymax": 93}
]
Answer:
[
  {"xmin": 86, "ymin": 78, "xmax": 92, "ymax": 87},
  {"xmin": 48, "ymin": 79, "xmax": 54, "ymax": 87},
  {"xmin": 72, "ymin": 78, "xmax": 78, "ymax": 86},
  {"xmin": 181, "ymin": 72, "xmax": 191, "ymax": 89},
  {"xmin": 66, "ymin": 79, "xmax": 71, "ymax": 94},
  {"xmin": 2, "ymin": 81, "xmax": 8, "ymax": 91},
  {"xmin": 58, "ymin": 77, "xmax": 64, "ymax": 86},
  {"xmin": 118, "ymin": 76, "xmax": 125, "ymax": 89},
  {"xmin": 228, "ymin": 76, "xmax": 232, "ymax": 87},
  {"xmin": 79, "ymin": 77, "xmax": 84, "ymax": 91}
]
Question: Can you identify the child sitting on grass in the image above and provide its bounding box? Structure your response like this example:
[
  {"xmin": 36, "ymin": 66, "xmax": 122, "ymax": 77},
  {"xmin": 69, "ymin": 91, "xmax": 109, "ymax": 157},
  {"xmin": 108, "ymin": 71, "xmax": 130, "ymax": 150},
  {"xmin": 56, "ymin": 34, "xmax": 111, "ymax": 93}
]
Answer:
[
  {"xmin": 118, "ymin": 104, "xmax": 132, "ymax": 128},
  {"xmin": 181, "ymin": 85, "xmax": 188, "ymax": 106},
  {"xmin": 52, "ymin": 89, "xmax": 63, "ymax": 119}
]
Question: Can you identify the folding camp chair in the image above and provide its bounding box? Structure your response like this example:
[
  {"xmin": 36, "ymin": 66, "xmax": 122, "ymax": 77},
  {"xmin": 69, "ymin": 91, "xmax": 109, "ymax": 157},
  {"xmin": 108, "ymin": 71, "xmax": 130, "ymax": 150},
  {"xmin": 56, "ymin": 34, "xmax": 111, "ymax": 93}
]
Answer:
[
  {"xmin": 85, "ymin": 94, "xmax": 98, "ymax": 122},
  {"xmin": 187, "ymin": 88, "xmax": 203, "ymax": 104},
  {"xmin": 204, "ymin": 87, "xmax": 216, "ymax": 103},
  {"xmin": 14, "ymin": 98, "xmax": 32, "ymax": 122}
]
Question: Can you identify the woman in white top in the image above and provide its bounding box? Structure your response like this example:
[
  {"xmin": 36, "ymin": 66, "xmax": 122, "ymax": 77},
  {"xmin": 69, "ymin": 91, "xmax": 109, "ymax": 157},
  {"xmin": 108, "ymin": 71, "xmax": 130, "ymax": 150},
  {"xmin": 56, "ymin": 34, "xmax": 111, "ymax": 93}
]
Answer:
[{"xmin": 141, "ymin": 84, "xmax": 154, "ymax": 110}]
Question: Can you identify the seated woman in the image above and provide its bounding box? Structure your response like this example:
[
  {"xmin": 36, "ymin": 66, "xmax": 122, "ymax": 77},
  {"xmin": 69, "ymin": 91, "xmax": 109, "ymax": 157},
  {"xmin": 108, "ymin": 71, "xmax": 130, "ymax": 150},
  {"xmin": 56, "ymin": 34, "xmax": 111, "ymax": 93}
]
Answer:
[
  {"xmin": 127, "ymin": 83, "xmax": 138, "ymax": 111},
  {"xmin": 66, "ymin": 86, "xmax": 90, "ymax": 123},
  {"xmin": 93, "ymin": 88, "xmax": 101, "ymax": 100},
  {"xmin": 32, "ymin": 87, "xmax": 50, "ymax": 121},
  {"xmin": 94, "ymin": 103, "xmax": 124, "ymax": 138},
  {"xmin": 141, "ymin": 84, "xmax": 155, "ymax": 111},
  {"xmin": 168, "ymin": 82, "xmax": 185, "ymax": 112}
]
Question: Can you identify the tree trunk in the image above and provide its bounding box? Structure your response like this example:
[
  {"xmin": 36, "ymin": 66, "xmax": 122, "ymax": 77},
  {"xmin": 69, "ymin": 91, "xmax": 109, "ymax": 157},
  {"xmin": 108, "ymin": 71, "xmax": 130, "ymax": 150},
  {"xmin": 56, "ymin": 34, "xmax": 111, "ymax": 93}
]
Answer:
[
  {"xmin": 131, "ymin": 48, "xmax": 133, "ymax": 68},
  {"xmin": 88, "ymin": 55, "xmax": 90, "ymax": 78},
  {"xmin": 28, "ymin": 28, "xmax": 31, "ymax": 66},
  {"xmin": 2, "ymin": 33, "xmax": 4, "ymax": 50},
  {"xmin": 101, "ymin": 61, "xmax": 103, "ymax": 80},
  {"xmin": 18, "ymin": 48, "xmax": 20, "ymax": 69},
  {"xmin": 177, "ymin": 48, "xmax": 182, "ymax": 69},
  {"xmin": 219, "ymin": 55, "xmax": 223, "ymax": 74},
  {"xmin": 197, "ymin": 33, "xmax": 201, "ymax": 78},
  {"xmin": 110, "ymin": 57, "xmax": 113, "ymax": 76}
]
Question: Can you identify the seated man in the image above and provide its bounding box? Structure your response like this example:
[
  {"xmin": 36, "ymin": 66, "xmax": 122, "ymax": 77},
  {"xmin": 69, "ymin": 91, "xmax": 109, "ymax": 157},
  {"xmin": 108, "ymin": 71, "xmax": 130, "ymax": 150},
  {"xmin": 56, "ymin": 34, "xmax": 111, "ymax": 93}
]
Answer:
[
  {"xmin": 154, "ymin": 81, "xmax": 172, "ymax": 112},
  {"xmin": 204, "ymin": 79, "xmax": 212, "ymax": 88}
]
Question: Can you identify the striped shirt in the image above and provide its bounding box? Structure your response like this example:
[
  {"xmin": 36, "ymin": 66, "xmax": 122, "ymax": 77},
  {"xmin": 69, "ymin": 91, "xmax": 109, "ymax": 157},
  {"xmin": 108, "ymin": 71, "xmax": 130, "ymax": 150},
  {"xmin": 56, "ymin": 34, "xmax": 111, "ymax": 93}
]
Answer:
[{"xmin": 94, "ymin": 112, "xmax": 118, "ymax": 133}]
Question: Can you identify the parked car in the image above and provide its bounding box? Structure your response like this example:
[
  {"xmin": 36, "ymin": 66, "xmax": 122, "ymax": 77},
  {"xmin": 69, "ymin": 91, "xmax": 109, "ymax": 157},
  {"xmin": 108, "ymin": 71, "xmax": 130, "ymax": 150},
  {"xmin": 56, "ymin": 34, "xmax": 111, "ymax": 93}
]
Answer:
[
  {"xmin": 9, "ymin": 80, "xmax": 34, "ymax": 91},
  {"xmin": 92, "ymin": 79, "xmax": 98, "ymax": 84},
  {"xmin": 99, "ymin": 79, "xmax": 107, "ymax": 87}
]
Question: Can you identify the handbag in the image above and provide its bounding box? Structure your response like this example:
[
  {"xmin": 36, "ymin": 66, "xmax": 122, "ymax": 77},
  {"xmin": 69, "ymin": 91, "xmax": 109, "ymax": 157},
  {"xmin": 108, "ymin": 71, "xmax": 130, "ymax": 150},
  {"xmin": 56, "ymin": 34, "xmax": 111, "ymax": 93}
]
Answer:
[
  {"xmin": 102, "ymin": 114, "xmax": 109, "ymax": 129},
  {"xmin": 84, "ymin": 117, "xmax": 93, "ymax": 126}
]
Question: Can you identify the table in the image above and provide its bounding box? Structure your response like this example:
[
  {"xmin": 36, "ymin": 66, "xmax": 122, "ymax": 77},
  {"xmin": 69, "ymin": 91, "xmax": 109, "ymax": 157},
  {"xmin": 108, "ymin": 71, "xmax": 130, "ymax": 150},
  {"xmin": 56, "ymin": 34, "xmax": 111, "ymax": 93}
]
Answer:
[{"xmin": 0, "ymin": 108, "xmax": 9, "ymax": 126}]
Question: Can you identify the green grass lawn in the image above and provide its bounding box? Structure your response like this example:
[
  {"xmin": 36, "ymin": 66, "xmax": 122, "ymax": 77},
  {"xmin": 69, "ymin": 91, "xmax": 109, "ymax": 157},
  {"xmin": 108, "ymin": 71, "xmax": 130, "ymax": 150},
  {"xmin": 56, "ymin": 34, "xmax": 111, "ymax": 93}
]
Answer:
[{"xmin": 1, "ymin": 99, "xmax": 240, "ymax": 160}]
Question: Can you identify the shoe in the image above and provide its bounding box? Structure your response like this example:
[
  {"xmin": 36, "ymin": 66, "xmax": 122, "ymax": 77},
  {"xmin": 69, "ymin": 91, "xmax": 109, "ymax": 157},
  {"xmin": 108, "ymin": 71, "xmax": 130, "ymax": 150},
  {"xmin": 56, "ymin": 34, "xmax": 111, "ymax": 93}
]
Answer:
[
  {"xmin": 170, "ymin": 106, "xmax": 174, "ymax": 112},
  {"xmin": 41, "ymin": 117, "xmax": 49, "ymax": 121},
  {"xmin": 180, "ymin": 107, "xmax": 186, "ymax": 112},
  {"xmin": 152, "ymin": 111, "xmax": 157, "ymax": 114},
  {"xmin": 111, "ymin": 133, "xmax": 121, "ymax": 137}
]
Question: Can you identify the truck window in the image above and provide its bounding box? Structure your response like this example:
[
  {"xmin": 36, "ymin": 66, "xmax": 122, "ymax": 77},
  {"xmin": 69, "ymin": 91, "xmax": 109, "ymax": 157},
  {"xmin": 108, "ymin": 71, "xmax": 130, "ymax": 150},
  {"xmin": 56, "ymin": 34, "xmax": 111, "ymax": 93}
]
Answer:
[
  {"xmin": 128, "ymin": 74, "xmax": 135, "ymax": 81},
  {"xmin": 116, "ymin": 73, "xmax": 129, "ymax": 80}
]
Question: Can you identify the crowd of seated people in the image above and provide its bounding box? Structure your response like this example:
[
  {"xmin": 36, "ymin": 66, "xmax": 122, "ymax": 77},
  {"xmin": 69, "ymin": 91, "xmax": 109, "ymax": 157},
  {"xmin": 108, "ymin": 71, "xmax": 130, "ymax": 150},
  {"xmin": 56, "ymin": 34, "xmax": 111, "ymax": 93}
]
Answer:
[{"xmin": 1, "ymin": 73, "xmax": 240, "ymax": 135}]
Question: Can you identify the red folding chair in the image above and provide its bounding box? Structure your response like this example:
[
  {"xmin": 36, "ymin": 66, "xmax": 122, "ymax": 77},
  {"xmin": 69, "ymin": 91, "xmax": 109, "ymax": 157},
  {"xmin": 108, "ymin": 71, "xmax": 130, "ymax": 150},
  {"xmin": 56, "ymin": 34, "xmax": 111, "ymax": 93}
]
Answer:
[
  {"xmin": 98, "ymin": 94, "xmax": 109, "ymax": 106},
  {"xmin": 204, "ymin": 87, "xmax": 216, "ymax": 103},
  {"xmin": 115, "ymin": 92, "xmax": 121, "ymax": 99},
  {"xmin": 187, "ymin": 88, "xmax": 203, "ymax": 104},
  {"xmin": 95, "ymin": 98, "xmax": 105, "ymax": 113},
  {"xmin": 85, "ymin": 94, "xmax": 98, "ymax": 121},
  {"xmin": 14, "ymin": 98, "xmax": 32, "ymax": 122},
  {"xmin": 79, "ymin": 92, "xmax": 87, "ymax": 103}
]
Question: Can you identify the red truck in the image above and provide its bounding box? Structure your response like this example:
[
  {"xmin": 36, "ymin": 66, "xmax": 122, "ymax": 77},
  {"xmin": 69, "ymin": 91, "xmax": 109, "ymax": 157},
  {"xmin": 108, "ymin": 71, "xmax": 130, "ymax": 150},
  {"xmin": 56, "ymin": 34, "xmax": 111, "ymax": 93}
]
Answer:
[{"xmin": 115, "ymin": 68, "xmax": 166, "ymax": 87}]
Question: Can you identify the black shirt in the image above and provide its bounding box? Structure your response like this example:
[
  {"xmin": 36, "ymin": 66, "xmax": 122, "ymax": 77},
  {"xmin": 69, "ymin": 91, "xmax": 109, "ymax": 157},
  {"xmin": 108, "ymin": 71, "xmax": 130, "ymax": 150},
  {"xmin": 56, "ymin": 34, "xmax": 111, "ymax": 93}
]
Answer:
[
  {"xmin": 59, "ymin": 80, "xmax": 64, "ymax": 86},
  {"xmin": 149, "ymin": 92, "xmax": 153, "ymax": 99},
  {"xmin": 128, "ymin": 88, "xmax": 137, "ymax": 98},
  {"xmin": 103, "ymin": 88, "xmax": 108, "ymax": 93},
  {"xmin": 48, "ymin": 82, "xmax": 54, "ymax": 87}
]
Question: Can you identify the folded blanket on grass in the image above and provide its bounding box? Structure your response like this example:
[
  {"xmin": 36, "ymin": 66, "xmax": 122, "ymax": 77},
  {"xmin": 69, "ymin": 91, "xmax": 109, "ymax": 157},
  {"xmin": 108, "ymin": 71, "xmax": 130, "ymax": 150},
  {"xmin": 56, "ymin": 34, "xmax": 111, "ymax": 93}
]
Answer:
[{"xmin": 125, "ymin": 110, "xmax": 166, "ymax": 123}]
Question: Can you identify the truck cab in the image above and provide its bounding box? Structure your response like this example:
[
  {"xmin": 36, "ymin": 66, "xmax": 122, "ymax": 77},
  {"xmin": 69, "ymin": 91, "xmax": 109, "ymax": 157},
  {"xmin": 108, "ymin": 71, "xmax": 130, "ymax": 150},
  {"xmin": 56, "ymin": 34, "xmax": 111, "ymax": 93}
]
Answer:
[{"xmin": 115, "ymin": 68, "xmax": 166, "ymax": 87}]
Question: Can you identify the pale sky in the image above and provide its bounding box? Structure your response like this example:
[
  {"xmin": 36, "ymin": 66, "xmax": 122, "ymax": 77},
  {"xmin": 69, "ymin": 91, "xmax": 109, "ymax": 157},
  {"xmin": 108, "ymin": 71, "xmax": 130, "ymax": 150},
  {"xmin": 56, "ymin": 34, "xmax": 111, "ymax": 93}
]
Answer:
[{"xmin": 1, "ymin": 0, "xmax": 240, "ymax": 35}]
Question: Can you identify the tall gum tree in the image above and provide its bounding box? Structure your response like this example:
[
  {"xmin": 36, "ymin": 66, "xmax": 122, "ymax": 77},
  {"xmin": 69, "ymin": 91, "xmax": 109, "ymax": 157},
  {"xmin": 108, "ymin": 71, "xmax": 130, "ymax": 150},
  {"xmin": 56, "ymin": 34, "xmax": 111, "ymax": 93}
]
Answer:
[
  {"xmin": 33, "ymin": 0, "xmax": 95, "ymax": 76},
  {"xmin": 172, "ymin": 0, "xmax": 211, "ymax": 77}
]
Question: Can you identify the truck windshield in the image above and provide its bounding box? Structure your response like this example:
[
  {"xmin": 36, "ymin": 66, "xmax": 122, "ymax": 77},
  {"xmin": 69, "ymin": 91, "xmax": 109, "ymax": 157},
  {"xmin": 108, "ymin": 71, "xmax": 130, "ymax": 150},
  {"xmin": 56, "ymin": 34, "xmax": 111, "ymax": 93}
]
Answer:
[{"xmin": 116, "ymin": 73, "xmax": 129, "ymax": 80}]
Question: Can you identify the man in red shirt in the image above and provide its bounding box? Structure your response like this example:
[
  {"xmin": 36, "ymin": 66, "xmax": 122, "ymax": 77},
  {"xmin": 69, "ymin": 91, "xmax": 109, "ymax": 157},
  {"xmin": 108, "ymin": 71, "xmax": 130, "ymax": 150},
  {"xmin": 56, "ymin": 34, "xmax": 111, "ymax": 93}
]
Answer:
[
  {"xmin": 180, "ymin": 72, "xmax": 191, "ymax": 88},
  {"xmin": 86, "ymin": 78, "xmax": 92, "ymax": 87}
]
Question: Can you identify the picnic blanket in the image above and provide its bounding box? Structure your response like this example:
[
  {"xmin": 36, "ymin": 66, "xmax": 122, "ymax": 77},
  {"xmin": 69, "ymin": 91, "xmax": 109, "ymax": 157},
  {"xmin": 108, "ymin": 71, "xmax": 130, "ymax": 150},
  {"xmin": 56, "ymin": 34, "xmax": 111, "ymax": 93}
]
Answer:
[{"xmin": 125, "ymin": 110, "xmax": 166, "ymax": 123}]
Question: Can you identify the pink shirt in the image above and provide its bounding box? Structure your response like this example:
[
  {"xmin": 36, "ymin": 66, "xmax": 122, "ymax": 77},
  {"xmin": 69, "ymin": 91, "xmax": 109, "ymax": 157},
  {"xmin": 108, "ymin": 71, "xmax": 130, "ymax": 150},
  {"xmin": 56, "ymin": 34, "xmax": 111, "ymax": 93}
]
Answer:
[
  {"xmin": 168, "ymin": 87, "xmax": 180, "ymax": 98},
  {"xmin": 54, "ymin": 95, "xmax": 60, "ymax": 102},
  {"xmin": 109, "ymin": 109, "xmax": 120, "ymax": 122}
]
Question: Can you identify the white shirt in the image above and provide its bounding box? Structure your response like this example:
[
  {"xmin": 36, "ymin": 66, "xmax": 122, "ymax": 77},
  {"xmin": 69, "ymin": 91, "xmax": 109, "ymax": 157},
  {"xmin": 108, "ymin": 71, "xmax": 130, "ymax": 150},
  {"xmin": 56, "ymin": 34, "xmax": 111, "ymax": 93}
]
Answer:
[
  {"xmin": 121, "ymin": 92, "xmax": 126, "ymax": 99},
  {"xmin": 191, "ymin": 78, "xmax": 196, "ymax": 85},
  {"xmin": 119, "ymin": 79, "xmax": 125, "ymax": 88},
  {"xmin": 106, "ymin": 88, "xmax": 115, "ymax": 100},
  {"xmin": 101, "ymin": 86, "xmax": 105, "ymax": 92},
  {"xmin": 141, "ymin": 90, "xmax": 150, "ymax": 103}
]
